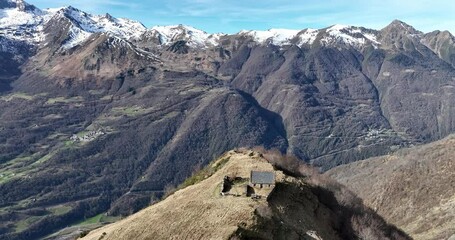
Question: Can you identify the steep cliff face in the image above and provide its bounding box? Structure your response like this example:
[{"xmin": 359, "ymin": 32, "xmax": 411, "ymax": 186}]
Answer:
[{"xmin": 422, "ymin": 30, "xmax": 455, "ymax": 67}]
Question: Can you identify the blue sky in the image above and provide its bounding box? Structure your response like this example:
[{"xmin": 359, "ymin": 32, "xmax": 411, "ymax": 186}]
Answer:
[{"xmin": 28, "ymin": 0, "xmax": 455, "ymax": 34}]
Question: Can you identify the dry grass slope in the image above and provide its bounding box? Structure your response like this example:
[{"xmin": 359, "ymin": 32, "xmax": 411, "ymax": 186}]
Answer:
[
  {"xmin": 327, "ymin": 135, "xmax": 455, "ymax": 240},
  {"xmin": 80, "ymin": 149, "xmax": 410, "ymax": 240},
  {"xmin": 81, "ymin": 151, "xmax": 278, "ymax": 240}
]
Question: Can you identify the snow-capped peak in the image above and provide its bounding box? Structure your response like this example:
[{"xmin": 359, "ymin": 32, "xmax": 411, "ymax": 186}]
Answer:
[
  {"xmin": 50, "ymin": 6, "xmax": 146, "ymax": 48},
  {"xmin": 0, "ymin": 2, "xmax": 418, "ymax": 53},
  {"xmin": 295, "ymin": 28, "xmax": 319, "ymax": 45},
  {"xmin": 0, "ymin": 0, "xmax": 46, "ymax": 43},
  {"xmin": 320, "ymin": 24, "xmax": 380, "ymax": 48},
  {"xmin": 0, "ymin": 0, "xmax": 38, "ymax": 12},
  {"xmin": 4, "ymin": 0, "xmax": 25, "ymax": 3},
  {"xmin": 149, "ymin": 24, "xmax": 222, "ymax": 47},
  {"xmin": 239, "ymin": 28, "xmax": 301, "ymax": 45},
  {"xmin": 0, "ymin": 6, "xmax": 41, "ymax": 27},
  {"xmin": 0, "ymin": 1, "xmax": 147, "ymax": 49},
  {"xmin": 236, "ymin": 25, "xmax": 380, "ymax": 49}
]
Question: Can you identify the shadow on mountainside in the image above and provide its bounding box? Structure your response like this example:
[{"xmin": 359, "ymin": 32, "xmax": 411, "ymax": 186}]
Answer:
[{"xmin": 231, "ymin": 149, "xmax": 412, "ymax": 240}]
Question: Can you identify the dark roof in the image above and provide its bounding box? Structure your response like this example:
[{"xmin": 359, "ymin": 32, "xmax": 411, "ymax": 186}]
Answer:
[{"xmin": 250, "ymin": 171, "xmax": 275, "ymax": 184}]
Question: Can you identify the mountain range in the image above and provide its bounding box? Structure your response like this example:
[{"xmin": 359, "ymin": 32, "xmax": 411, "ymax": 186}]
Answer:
[{"xmin": 1, "ymin": 0, "xmax": 455, "ymax": 238}]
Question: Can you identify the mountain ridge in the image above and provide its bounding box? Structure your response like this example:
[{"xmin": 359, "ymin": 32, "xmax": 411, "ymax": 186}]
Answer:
[
  {"xmin": 1, "ymin": 0, "xmax": 454, "ymax": 53},
  {"xmin": 79, "ymin": 149, "xmax": 410, "ymax": 240}
]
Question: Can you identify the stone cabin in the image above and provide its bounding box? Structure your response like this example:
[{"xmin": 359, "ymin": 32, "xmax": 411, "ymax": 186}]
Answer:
[{"xmin": 250, "ymin": 171, "xmax": 275, "ymax": 188}]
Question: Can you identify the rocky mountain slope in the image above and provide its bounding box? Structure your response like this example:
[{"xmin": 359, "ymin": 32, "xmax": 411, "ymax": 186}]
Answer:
[
  {"xmin": 1, "ymin": 0, "xmax": 455, "ymax": 238},
  {"xmin": 327, "ymin": 135, "xmax": 455, "ymax": 240},
  {"xmin": 79, "ymin": 149, "xmax": 410, "ymax": 240}
]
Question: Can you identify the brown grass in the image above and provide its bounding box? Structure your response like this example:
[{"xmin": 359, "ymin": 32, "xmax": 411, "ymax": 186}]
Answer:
[
  {"xmin": 327, "ymin": 135, "xmax": 455, "ymax": 240},
  {"xmin": 253, "ymin": 147, "xmax": 410, "ymax": 240},
  {"xmin": 80, "ymin": 150, "xmax": 277, "ymax": 240},
  {"xmin": 80, "ymin": 148, "xmax": 409, "ymax": 240}
]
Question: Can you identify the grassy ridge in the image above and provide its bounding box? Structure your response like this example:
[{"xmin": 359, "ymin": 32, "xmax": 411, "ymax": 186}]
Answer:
[{"xmin": 164, "ymin": 155, "xmax": 231, "ymax": 198}]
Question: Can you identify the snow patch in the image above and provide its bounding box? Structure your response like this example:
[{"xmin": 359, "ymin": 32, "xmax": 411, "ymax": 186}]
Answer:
[
  {"xmin": 325, "ymin": 25, "xmax": 365, "ymax": 46},
  {"xmin": 61, "ymin": 26, "xmax": 92, "ymax": 49},
  {"xmin": 320, "ymin": 24, "xmax": 380, "ymax": 49},
  {"xmin": 0, "ymin": 7, "xmax": 45, "ymax": 43},
  {"xmin": 240, "ymin": 28, "xmax": 300, "ymax": 45},
  {"xmin": 205, "ymin": 33, "xmax": 223, "ymax": 46},
  {"xmin": 150, "ymin": 24, "xmax": 220, "ymax": 47},
  {"xmin": 55, "ymin": 7, "xmax": 146, "ymax": 49},
  {"xmin": 0, "ymin": 8, "xmax": 41, "ymax": 27},
  {"xmin": 296, "ymin": 28, "xmax": 319, "ymax": 45}
]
